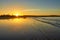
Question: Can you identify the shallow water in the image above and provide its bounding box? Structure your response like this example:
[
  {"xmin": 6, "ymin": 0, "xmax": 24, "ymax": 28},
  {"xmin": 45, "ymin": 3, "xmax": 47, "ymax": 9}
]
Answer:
[{"xmin": 0, "ymin": 17, "xmax": 60, "ymax": 40}]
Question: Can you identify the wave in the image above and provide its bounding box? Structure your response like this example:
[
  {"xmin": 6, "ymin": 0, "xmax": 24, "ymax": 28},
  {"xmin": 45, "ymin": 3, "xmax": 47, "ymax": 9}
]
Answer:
[{"xmin": 32, "ymin": 17, "xmax": 60, "ymax": 27}]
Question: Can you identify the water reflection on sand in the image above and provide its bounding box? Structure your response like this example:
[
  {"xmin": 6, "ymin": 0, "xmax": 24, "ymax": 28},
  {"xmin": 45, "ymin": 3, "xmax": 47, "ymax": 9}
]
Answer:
[{"xmin": 0, "ymin": 17, "xmax": 60, "ymax": 39}]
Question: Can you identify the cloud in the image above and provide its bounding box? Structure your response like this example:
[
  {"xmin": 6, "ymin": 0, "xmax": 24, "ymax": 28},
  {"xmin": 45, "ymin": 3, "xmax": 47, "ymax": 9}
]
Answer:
[{"xmin": 22, "ymin": 9, "xmax": 41, "ymax": 11}]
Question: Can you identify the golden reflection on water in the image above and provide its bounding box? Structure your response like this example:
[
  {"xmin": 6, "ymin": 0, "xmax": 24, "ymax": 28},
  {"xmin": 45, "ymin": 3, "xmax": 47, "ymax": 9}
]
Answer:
[
  {"xmin": 10, "ymin": 18, "xmax": 26, "ymax": 24},
  {"xmin": 9, "ymin": 18, "xmax": 27, "ymax": 31},
  {"xmin": 0, "ymin": 18, "xmax": 55, "ymax": 32},
  {"xmin": 0, "ymin": 18, "xmax": 36, "ymax": 32},
  {"xmin": 8, "ymin": 18, "xmax": 32, "ymax": 31}
]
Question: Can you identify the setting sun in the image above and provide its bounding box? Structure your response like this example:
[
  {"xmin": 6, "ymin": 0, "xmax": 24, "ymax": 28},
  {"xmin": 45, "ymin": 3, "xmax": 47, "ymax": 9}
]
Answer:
[
  {"xmin": 12, "ymin": 11, "xmax": 23, "ymax": 16},
  {"xmin": 15, "ymin": 13, "xmax": 20, "ymax": 16}
]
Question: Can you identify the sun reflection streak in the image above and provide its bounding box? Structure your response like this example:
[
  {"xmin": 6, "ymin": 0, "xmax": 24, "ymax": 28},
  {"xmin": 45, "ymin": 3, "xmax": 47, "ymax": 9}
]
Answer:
[
  {"xmin": 0, "ymin": 18, "xmax": 36, "ymax": 32},
  {"xmin": 12, "ymin": 18, "xmax": 25, "ymax": 23},
  {"xmin": 8, "ymin": 18, "xmax": 31, "ymax": 31}
]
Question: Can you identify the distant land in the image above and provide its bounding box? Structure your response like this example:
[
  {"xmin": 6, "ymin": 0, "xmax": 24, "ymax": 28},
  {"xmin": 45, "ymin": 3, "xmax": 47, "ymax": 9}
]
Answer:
[{"xmin": 0, "ymin": 15, "xmax": 60, "ymax": 19}]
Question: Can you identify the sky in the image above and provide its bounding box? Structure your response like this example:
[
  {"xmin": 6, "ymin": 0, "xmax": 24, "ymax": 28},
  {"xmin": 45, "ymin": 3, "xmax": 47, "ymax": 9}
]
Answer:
[{"xmin": 0, "ymin": 0, "xmax": 60, "ymax": 15}]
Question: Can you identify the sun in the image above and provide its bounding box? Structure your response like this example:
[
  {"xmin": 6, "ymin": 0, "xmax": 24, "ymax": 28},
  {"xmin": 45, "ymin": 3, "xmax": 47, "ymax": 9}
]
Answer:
[
  {"xmin": 14, "ymin": 13, "xmax": 20, "ymax": 16},
  {"xmin": 13, "ymin": 12, "xmax": 23, "ymax": 16},
  {"xmin": 15, "ymin": 13, "xmax": 19, "ymax": 16}
]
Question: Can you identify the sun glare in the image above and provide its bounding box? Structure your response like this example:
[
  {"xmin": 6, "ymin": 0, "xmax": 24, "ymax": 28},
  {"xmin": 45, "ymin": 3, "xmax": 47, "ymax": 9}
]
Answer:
[
  {"xmin": 15, "ymin": 14, "xmax": 19, "ymax": 16},
  {"xmin": 13, "ymin": 12, "xmax": 23, "ymax": 16}
]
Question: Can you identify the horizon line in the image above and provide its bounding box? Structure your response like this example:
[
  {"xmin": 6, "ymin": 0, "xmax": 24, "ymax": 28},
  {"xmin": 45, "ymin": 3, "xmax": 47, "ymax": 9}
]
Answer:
[{"xmin": 0, "ymin": 15, "xmax": 60, "ymax": 17}]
